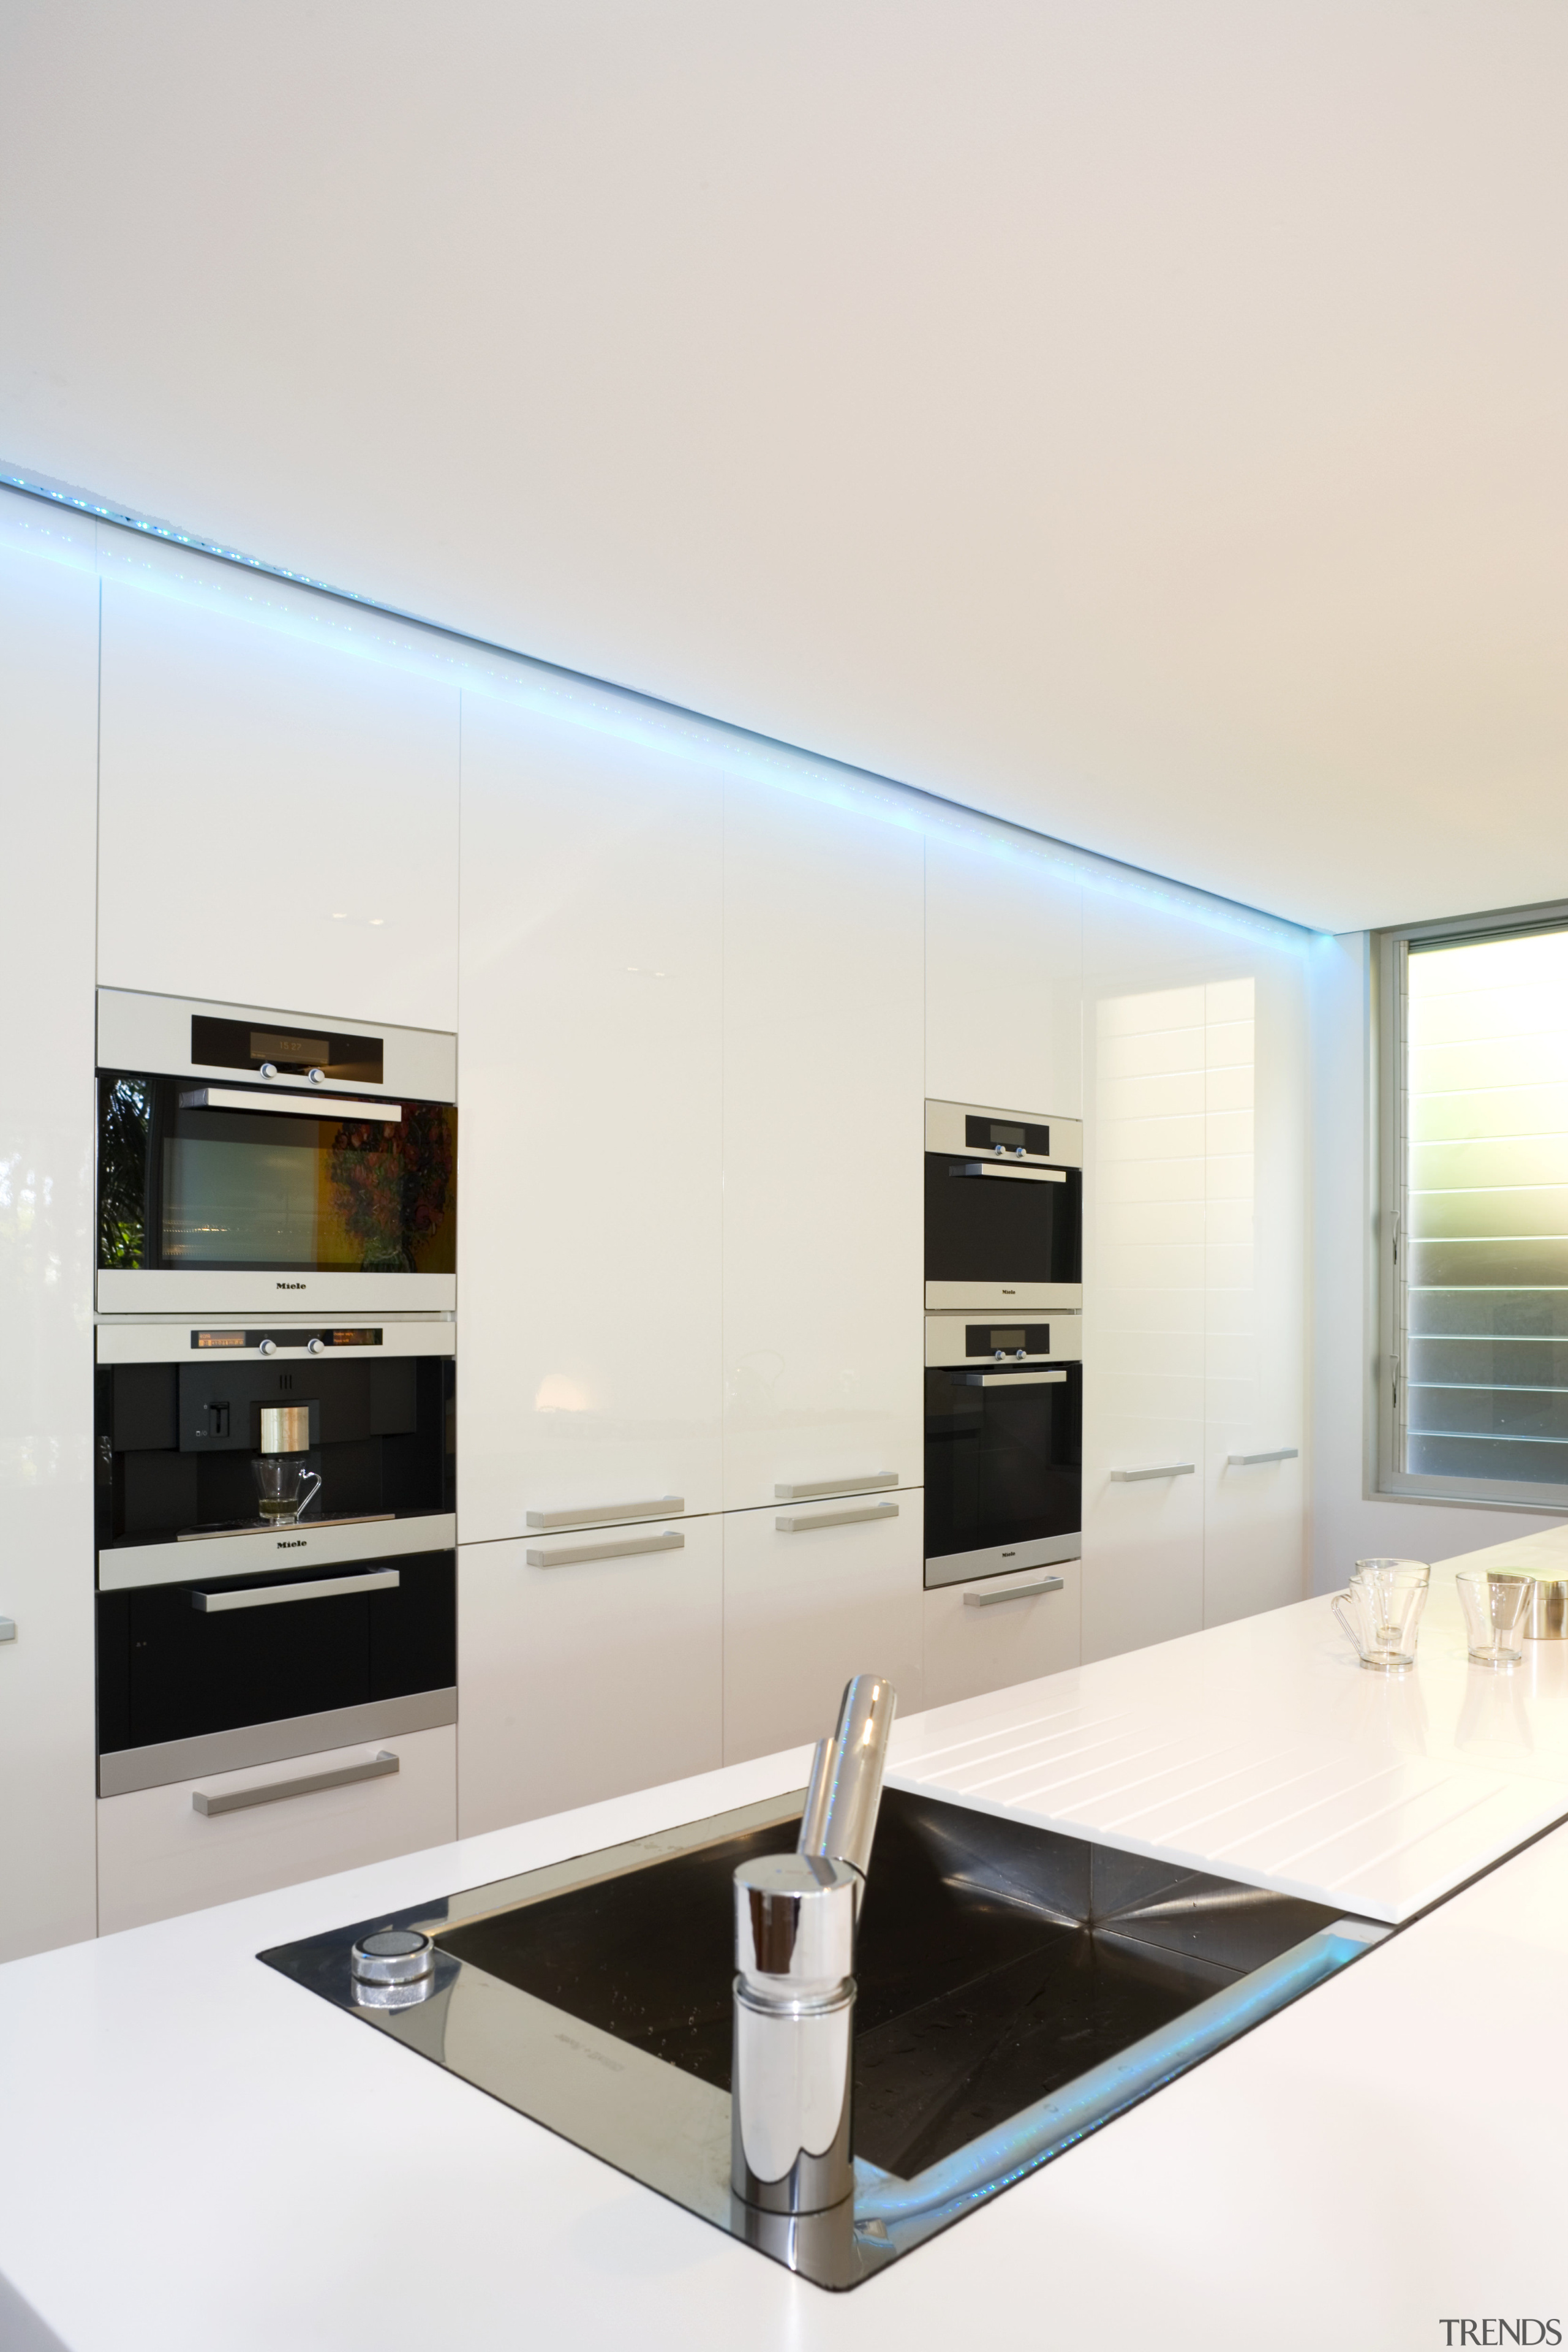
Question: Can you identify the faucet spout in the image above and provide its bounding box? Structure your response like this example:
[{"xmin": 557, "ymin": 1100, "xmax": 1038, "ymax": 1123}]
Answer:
[{"xmin": 796, "ymin": 1673, "xmax": 897, "ymax": 1888}]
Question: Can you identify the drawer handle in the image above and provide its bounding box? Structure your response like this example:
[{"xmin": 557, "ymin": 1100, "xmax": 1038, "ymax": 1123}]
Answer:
[
  {"xmin": 949, "ymin": 1161, "xmax": 1066, "ymax": 1185},
  {"xmin": 774, "ymin": 1473, "xmax": 898, "ymax": 1501},
  {"xmin": 526, "ymin": 1529, "xmax": 685, "ymax": 1568},
  {"xmin": 1109, "ymin": 1464, "xmax": 1195, "ymax": 1483},
  {"xmin": 192, "ymin": 1751, "xmax": 398, "ymax": 1816},
  {"xmin": 774, "ymin": 1503, "xmax": 900, "ymax": 1534},
  {"xmin": 190, "ymin": 1568, "xmax": 401, "ymax": 1613},
  {"xmin": 1226, "ymin": 1447, "xmax": 1299, "ymax": 1467},
  {"xmin": 955, "ymin": 1370, "xmax": 1068, "ymax": 1388},
  {"xmin": 963, "ymin": 1577, "xmax": 1065, "ymax": 1608},
  {"xmin": 526, "ymin": 1496, "xmax": 685, "ymax": 1530}
]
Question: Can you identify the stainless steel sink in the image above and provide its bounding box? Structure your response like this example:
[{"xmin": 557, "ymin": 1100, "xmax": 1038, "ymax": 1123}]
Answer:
[{"xmin": 260, "ymin": 1784, "xmax": 1388, "ymax": 2289}]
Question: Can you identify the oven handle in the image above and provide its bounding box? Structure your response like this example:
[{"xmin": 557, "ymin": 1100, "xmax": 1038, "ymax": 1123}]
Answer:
[
  {"xmin": 190, "ymin": 1569, "xmax": 401, "ymax": 1613},
  {"xmin": 192, "ymin": 1751, "xmax": 399, "ymax": 1816},
  {"xmin": 963, "ymin": 1577, "xmax": 1065, "ymax": 1608},
  {"xmin": 954, "ymin": 1370, "xmax": 1068, "ymax": 1387},
  {"xmin": 178, "ymin": 1086, "xmax": 404, "ymax": 1122},
  {"xmin": 948, "ymin": 1161, "xmax": 1066, "ymax": 1184}
]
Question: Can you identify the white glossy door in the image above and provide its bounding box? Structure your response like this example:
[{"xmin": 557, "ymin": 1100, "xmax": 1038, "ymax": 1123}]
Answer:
[
  {"xmin": 921, "ymin": 1559, "xmax": 1082, "ymax": 1710},
  {"xmin": 722, "ymin": 787, "xmax": 924, "ymax": 1510},
  {"xmin": 97, "ymin": 567, "xmax": 460, "ymax": 1027},
  {"xmin": 924, "ymin": 831, "xmax": 1084, "ymax": 1118},
  {"xmin": 456, "ymin": 693, "xmax": 723, "ymax": 1541},
  {"xmin": 458, "ymin": 1520, "xmax": 723, "ymax": 1834},
  {"xmin": 722, "ymin": 1498, "xmax": 924, "ymax": 1765},
  {"xmin": 0, "ymin": 505, "xmax": 99, "ymax": 1960}
]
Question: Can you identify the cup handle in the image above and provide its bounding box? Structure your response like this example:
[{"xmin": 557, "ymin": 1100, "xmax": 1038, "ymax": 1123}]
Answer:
[
  {"xmin": 1330, "ymin": 1591, "xmax": 1361, "ymax": 1654},
  {"xmin": 295, "ymin": 1470, "xmax": 323, "ymax": 1521}
]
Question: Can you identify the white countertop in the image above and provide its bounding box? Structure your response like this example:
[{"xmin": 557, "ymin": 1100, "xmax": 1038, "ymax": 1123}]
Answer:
[{"xmin": 6, "ymin": 1534, "xmax": 1568, "ymax": 2352}]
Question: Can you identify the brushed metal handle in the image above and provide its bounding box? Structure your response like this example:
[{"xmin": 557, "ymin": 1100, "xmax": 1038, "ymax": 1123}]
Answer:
[
  {"xmin": 191, "ymin": 1569, "xmax": 401, "ymax": 1613},
  {"xmin": 0, "ymin": 1616, "xmax": 14, "ymax": 1642},
  {"xmin": 774, "ymin": 1473, "xmax": 898, "ymax": 1501},
  {"xmin": 1227, "ymin": 1447, "xmax": 1300, "ymax": 1466},
  {"xmin": 774, "ymin": 1503, "xmax": 899, "ymax": 1534},
  {"xmin": 956, "ymin": 1370, "xmax": 1068, "ymax": 1387},
  {"xmin": 963, "ymin": 1577, "xmax": 1065, "ymax": 1608},
  {"xmin": 1109, "ymin": 1463, "xmax": 1195, "ymax": 1483},
  {"xmin": 525, "ymin": 1529, "xmax": 685, "ymax": 1568},
  {"xmin": 526, "ymin": 1496, "xmax": 684, "ymax": 1531},
  {"xmin": 178, "ymin": 1087, "xmax": 402, "ymax": 1122},
  {"xmin": 949, "ymin": 1161, "xmax": 1066, "ymax": 1184},
  {"xmin": 193, "ymin": 1750, "xmax": 398, "ymax": 1816}
]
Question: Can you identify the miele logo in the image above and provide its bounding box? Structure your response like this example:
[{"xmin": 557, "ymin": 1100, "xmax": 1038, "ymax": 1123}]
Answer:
[
  {"xmin": 276, "ymin": 1539, "xmax": 308, "ymax": 1550},
  {"xmin": 276, "ymin": 1281, "xmax": 307, "ymax": 1291}
]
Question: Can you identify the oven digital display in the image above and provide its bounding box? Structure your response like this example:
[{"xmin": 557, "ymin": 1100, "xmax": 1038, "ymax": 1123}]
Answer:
[
  {"xmin": 965, "ymin": 1324, "xmax": 1050, "ymax": 1355},
  {"xmin": 190, "ymin": 1329, "xmax": 384, "ymax": 1350},
  {"xmin": 190, "ymin": 1015, "xmax": 385, "ymax": 1084},
  {"xmin": 963, "ymin": 1115, "xmax": 1051, "ymax": 1156}
]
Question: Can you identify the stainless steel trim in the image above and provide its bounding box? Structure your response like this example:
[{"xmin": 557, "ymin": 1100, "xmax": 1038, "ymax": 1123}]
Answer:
[
  {"xmin": 97, "ymin": 1687, "xmax": 456, "ymax": 1796},
  {"xmin": 96, "ymin": 986, "xmax": 456, "ymax": 1099},
  {"xmin": 193, "ymin": 1751, "xmax": 399, "ymax": 1816},
  {"xmin": 955, "ymin": 1369, "xmax": 1068, "ymax": 1388},
  {"xmin": 924, "ymin": 1099, "xmax": 1083, "ymax": 1169},
  {"xmin": 1109, "ymin": 1463, "xmax": 1196, "ymax": 1482},
  {"xmin": 924, "ymin": 1532, "xmax": 1080, "ymax": 1591},
  {"xmin": 96, "ymin": 1269, "xmax": 458, "ymax": 1316},
  {"xmin": 924, "ymin": 1281, "xmax": 1082, "ymax": 1313},
  {"xmin": 178, "ymin": 1086, "xmax": 403, "ymax": 1122},
  {"xmin": 526, "ymin": 1496, "xmax": 684, "ymax": 1531},
  {"xmin": 963, "ymin": 1577, "xmax": 1065, "ymax": 1608},
  {"xmin": 94, "ymin": 1319, "xmax": 454, "ymax": 1364},
  {"xmin": 176, "ymin": 1511, "xmax": 394, "ymax": 1544},
  {"xmin": 924, "ymin": 1311, "xmax": 1080, "ymax": 1369},
  {"xmin": 190, "ymin": 1568, "xmax": 401, "ymax": 1614},
  {"xmin": 1226, "ymin": 1448, "xmax": 1300, "ymax": 1466},
  {"xmin": 100, "ymin": 1510, "xmax": 455, "ymax": 1591},
  {"xmin": 949, "ymin": 1161, "xmax": 1066, "ymax": 1185},
  {"xmin": 258, "ymin": 1402, "xmax": 314, "ymax": 1454},
  {"xmin": 525, "ymin": 1529, "xmax": 685, "ymax": 1569},
  {"xmin": 774, "ymin": 1504, "xmax": 899, "ymax": 1534},
  {"xmin": 774, "ymin": 1473, "xmax": 898, "ymax": 1501}
]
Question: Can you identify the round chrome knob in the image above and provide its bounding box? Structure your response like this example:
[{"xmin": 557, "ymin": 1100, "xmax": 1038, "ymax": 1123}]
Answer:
[
  {"xmin": 258, "ymin": 1338, "xmax": 278, "ymax": 1357},
  {"xmin": 994, "ymin": 1349, "xmax": 1006, "ymax": 1361},
  {"xmin": 351, "ymin": 1928, "xmax": 434, "ymax": 1987},
  {"xmin": 1016, "ymin": 1348, "xmax": 1027, "ymax": 1359},
  {"xmin": 1014, "ymin": 1146, "xmax": 1027, "ymax": 1158},
  {"xmin": 993, "ymin": 1144, "xmax": 1006, "ymax": 1156},
  {"xmin": 307, "ymin": 1337, "xmax": 326, "ymax": 1355},
  {"xmin": 258, "ymin": 1061, "xmax": 278, "ymax": 1079},
  {"xmin": 308, "ymin": 1067, "xmax": 326, "ymax": 1084}
]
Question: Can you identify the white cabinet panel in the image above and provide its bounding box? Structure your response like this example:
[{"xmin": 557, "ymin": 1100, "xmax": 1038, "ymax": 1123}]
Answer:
[
  {"xmin": 97, "ymin": 577, "xmax": 459, "ymax": 1027},
  {"xmin": 922, "ymin": 1560, "xmax": 1081, "ymax": 1710},
  {"xmin": 97, "ymin": 1726, "xmax": 456, "ymax": 1936},
  {"xmin": 722, "ymin": 788, "xmax": 924, "ymax": 1510},
  {"xmin": 722, "ymin": 1498, "xmax": 924, "ymax": 1765},
  {"xmin": 924, "ymin": 832, "xmax": 1083, "ymax": 1117},
  {"xmin": 0, "ymin": 514, "xmax": 99, "ymax": 1960},
  {"xmin": 456, "ymin": 695, "xmax": 723, "ymax": 1542},
  {"xmin": 457, "ymin": 1520, "xmax": 723, "ymax": 1836}
]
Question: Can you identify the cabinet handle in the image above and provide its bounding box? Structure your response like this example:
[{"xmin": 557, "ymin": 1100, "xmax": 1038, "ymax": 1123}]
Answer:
[
  {"xmin": 774, "ymin": 1503, "xmax": 899, "ymax": 1534},
  {"xmin": 0, "ymin": 1616, "xmax": 15, "ymax": 1642},
  {"xmin": 190, "ymin": 1569, "xmax": 401, "ymax": 1613},
  {"xmin": 178, "ymin": 1086, "xmax": 402, "ymax": 1123},
  {"xmin": 1109, "ymin": 1463, "xmax": 1195, "ymax": 1483},
  {"xmin": 526, "ymin": 1529, "xmax": 685, "ymax": 1568},
  {"xmin": 963, "ymin": 1577, "xmax": 1065, "ymax": 1608},
  {"xmin": 1226, "ymin": 1447, "xmax": 1299, "ymax": 1466},
  {"xmin": 774, "ymin": 1473, "xmax": 898, "ymax": 1501},
  {"xmin": 950, "ymin": 1161, "xmax": 1066, "ymax": 1185},
  {"xmin": 526, "ymin": 1496, "xmax": 685, "ymax": 1531},
  {"xmin": 193, "ymin": 1751, "xmax": 398, "ymax": 1816},
  {"xmin": 955, "ymin": 1370, "xmax": 1068, "ymax": 1388}
]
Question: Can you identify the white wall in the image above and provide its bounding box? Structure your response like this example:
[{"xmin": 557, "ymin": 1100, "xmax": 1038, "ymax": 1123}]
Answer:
[{"xmin": 1307, "ymin": 931, "xmax": 1567, "ymax": 1589}]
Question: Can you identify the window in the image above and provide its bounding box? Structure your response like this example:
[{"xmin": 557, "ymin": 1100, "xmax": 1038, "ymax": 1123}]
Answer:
[{"xmin": 1378, "ymin": 912, "xmax": 1568, "ymax": 1507}]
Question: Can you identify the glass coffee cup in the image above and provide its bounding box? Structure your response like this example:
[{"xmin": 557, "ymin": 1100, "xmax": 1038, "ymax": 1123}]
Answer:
[
  {"xmin": 1332, "ymin": 1564, "xmax": 1428, "ymax": 1671},
  {"xmin": 1455, "ymin": 1568, "xmax": 1534, "ymax": 1670},
  {"xmin": 252, "ymin": 1456, "xmax": 323, "ymax": 1525}
]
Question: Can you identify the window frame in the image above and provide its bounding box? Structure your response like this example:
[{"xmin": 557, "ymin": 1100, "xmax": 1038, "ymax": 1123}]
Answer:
[{"xmin": 1375, "ymin": 899, "xmax": 1568, "ymax": 1512}]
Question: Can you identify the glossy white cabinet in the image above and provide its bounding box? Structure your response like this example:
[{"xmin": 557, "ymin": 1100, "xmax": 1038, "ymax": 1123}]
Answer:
[
  {"xmin": 721, "ymin": 1496, "xmax": 924, "ymax": 1765},
  {"xmin": 456, "ymin": 693, "xmax": 724, "ymax": 1542},
  {"xmin": 921, "ymin": 1559, "xmax": 1082, "ymax": 1711},
  {"xmin": 0, "ymin": 507, "xmax": 100, "ymax": 1961},
  {"xmin": 97, "ymin": 1726, "xmax": 457, "ymax": 1936},
  {"xmin": 722, "ymin": 788, "xmax": 924, "ymax": 1510},
  {"xmin": 457, "ymin": 1518, "xmax": 723, "ymax": 1836},
  {"xmin": 97, "ymin": 573, "xmax": 460, "ymax": 1028},
  {"xmin": 924, "ymin": 831, "xmax": 1084, "ymax": 1117}
]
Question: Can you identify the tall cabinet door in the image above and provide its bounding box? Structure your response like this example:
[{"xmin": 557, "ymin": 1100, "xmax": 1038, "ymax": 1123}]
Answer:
[
  {"xmin": 924, "ymin": 831, "xmax": 1084, "ymax": 1118},
  {"xmin": 458, "ymin": 694, "xmax": 724, "ymax": 1544},
  {"xmin": 721, "ymin": 786, "xmax": 924, "ymax": 1510}
]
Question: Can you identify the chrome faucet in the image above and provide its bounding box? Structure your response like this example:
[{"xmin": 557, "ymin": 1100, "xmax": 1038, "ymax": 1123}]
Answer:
[{"xmin": 730, "ymin": 1675, "xmax": 897, "ymax": 2218}]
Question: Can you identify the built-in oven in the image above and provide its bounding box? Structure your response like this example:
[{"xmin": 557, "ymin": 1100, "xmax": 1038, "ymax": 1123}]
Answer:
[
  {"xmin": 95, "ymin": 1317, "xmax": 456, "ymax": 1793},
  {"xmin": 924, "ymin": 1313, "xmax": 1082, "ymax": 1589},
  {"xmin": 96, "ymin": 989, "xmax": 457, "ymax": 1316},
  {"xmin": 924, "ymin": 1099, "xmax": 1082, "ymax": 1312}
]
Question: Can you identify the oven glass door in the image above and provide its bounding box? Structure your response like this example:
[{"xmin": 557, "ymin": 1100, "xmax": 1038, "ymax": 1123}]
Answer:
[
  {"xmin": 924, "ymin": 1362, "xmax": 1082, "ymax": 1562},
  {"xmin": 924, "ymin": 1154, "xmax": 1082, "ymax": 1287},
  {"xmin": 98, "ymin": 1074, "xmax": 456, "ymax": 1276},
  {"xmin": 96, "ymin": 1549, "xmax": 456, "ymax": 1757}
]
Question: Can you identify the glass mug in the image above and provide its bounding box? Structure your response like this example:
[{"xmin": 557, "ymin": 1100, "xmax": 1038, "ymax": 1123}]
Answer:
[
  {"xmin": 1332, "ymin": 1566, "xmax": 1428, "ymax": 1671},
  {"xmin": 1456, "ymin": 1568, "xmax": 1534, "ymax": 1670},
  {"xmin": 252, "ymin": 1454, "xmax": 323, "ymax": 1526}
]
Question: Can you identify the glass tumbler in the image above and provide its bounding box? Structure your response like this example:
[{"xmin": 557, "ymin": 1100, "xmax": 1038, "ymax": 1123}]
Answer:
[
  {"xmin": 1332, "ymin": 1570, "xmax": 1427, "ymax": 1671},
  {"xmin": 252, "ymin": 1455, "xmax": 323, "ymax": 1526},
  {"xmin": 1456, "ymin": 1569, "xmax": 1534, "ymax": 1670}
]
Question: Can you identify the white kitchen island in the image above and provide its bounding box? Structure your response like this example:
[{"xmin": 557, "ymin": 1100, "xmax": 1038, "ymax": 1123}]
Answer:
[{"xmin": 6, "ymin": 1534, "xmax": 1568, "ymax": 2352}]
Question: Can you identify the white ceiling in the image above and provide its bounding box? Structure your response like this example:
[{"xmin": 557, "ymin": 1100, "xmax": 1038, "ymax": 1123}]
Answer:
[{"xmin": 4, "ymin": 1, "xmax": 1566, "ymax": 932}]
